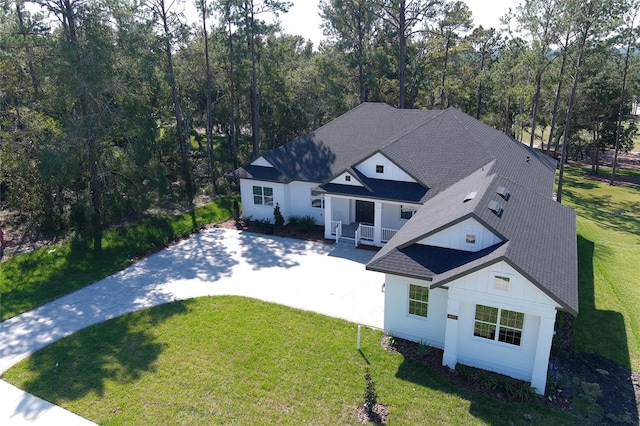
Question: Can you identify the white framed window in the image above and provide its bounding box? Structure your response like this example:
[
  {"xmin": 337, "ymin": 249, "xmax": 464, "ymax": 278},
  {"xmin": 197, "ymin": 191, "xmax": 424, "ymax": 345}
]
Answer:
[
  {"xmin": 408, "ymin": 284, "xmax": 429, "ymax": 318},
  {"xmin": 252, "ymin": 185, "xmax": 273, "ymax": 206},
  {"xmin": 400, "ymin": 205, "xmax": 416, "ymax": 219},
  {"xmin": 465, "ymin": 234, "xmax": 477, "ymax": 244},
  {"xmin": 311, "ymin": 190, "xmax": 324, "ymax": 208},
  {"xmin": 345, "ymin": 175, "xmax": 351, "ymax": 182},
  {"xmin": 474, "ymin": 305, "xmax": 524, "ymax": 346},
  {"xmin": 493, "ymin": 275, "xmax": 511, "ymax": 291},
  {"xmin": 376, "ymin": 165, "xmax": 384, "ymax": 174}
]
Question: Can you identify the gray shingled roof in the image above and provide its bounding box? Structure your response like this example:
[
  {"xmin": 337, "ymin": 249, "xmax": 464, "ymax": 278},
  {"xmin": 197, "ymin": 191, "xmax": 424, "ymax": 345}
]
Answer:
[
  {"xmin": 367, "ymin": 169, "xmax": 578, "ymax": 315},
  {"xmin": 232, "ymin": 103, "xmax": 578, "ymax": 315}
]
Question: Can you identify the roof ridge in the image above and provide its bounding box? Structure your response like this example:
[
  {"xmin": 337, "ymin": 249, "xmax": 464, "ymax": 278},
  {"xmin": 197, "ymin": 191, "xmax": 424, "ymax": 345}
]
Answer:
[{"xmin": 378, "ymin": 108, "xmax": 449, "ymax": 153}]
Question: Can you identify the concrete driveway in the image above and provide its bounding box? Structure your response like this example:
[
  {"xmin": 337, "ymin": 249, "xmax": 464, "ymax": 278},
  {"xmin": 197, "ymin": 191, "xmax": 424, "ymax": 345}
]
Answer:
[{"xmin": 0, "ymin": 228, "xmax": 384, "ymax": 424}]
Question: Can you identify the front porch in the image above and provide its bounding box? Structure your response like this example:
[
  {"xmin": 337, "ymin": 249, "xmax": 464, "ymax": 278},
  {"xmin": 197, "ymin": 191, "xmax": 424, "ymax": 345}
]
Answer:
[{"xmin": 324, "ymin": 195, "xmax": 419, "ymax": 247}]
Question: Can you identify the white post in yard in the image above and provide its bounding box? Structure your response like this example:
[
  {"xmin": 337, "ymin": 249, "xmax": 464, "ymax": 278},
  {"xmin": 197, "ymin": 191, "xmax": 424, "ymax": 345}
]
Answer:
[{"xmin": 357, "ymin": 325, "xmax": 361, "ymax": 350}]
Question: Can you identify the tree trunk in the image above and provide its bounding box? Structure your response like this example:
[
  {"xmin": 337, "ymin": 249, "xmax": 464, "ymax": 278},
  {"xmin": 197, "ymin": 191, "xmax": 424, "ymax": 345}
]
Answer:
[
  {"xmin": 200, "ymin": 0, "xmax": 217, "ymax": 193},
  {"xmin": 249, "ymin": 3, "xmax": 260, "ymax": 157},
  {"xmin": 15, "ymin": 0, "xmax": 40, "ymax": 99},
  {"xmin": 440, "ymin": 34, "xmax": 451, "ymax": 109},
  {"xmin": 610, "ymin": 11, "xmax": 636, "ymax": 185},
  {"xmin": 547, "ymin": 32, "xmax": 570, "ymax": 157},
  {"xmin": 398, "ymin": 0, "xmax": 406, "ymax": 108},
  {"xmin": 557, "ymin": 32, "xmax": 587, "ymax": 204},
  {"xmin": 529, "ymin": 71, "xmax": 542, "ymax": 148}
]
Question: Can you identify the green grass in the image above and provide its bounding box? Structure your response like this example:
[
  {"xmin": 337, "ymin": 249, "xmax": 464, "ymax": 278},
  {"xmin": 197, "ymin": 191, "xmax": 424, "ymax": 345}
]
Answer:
[
  {"xmin": 0, "ymin": 196, "xmax": 239, "ymax": 321},
  {"xmin": 560, "ymin": 165, "xmax": 640, "ymax": 372},
  {"xmin": 3, "ymin": 297, "xmax": 575, "ymax": 425}
]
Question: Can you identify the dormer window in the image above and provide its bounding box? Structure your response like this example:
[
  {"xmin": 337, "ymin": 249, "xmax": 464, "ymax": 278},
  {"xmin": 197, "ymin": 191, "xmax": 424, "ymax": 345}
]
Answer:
[
  {"xmin": 345, "ymin": 175, "xmax": 351, "ymax": 182},
  {"xmin": 376, "ymin": 165, "xmax": 384, "ymax": 174}
]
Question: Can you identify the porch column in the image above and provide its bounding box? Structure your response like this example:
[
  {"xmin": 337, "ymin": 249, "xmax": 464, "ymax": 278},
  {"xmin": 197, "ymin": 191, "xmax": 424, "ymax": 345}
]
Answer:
[
  {"xmin": 324, "ymin": 195, "xmax": 333, "ymax": 239},
  {"xmin": 442, "ymin": 298, "xmax": 460, "ymax": 369},
  {"xmin": 373, "ymin": 201, "xmax": 382, "ymax": 246},
  {"xmin": 530, "ymin": 311, "xmax": 557, "ymax": 395}
]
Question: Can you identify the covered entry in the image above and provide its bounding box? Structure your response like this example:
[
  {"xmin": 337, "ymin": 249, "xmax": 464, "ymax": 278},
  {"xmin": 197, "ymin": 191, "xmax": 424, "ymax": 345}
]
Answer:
[{"xmin": 356, "ymin": 200, "xmax": 374, "ymax": 225}]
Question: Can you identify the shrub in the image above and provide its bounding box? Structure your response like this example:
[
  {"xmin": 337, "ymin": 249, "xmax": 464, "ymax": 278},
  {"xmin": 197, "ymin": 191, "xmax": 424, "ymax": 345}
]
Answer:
[
  {"xmin": 514, "ymin": 382, "xmax": 538, "ymax": 402},
  {"xmin": 363, "ymin": 368, "xmax": 378, "ymax": 411},
  {"xmin": 418, "ymin": 340, "xmax": 432, "ymax": 357},
  {"xmin": 273, "ymin": 203, "xmax": 284, "ymax": 228},
  {"xmin": 287, "ymin": 216, "xmax": 299, "ymax": 226},
  {"xmin": 298, "ymin": 215, "xmax": 316, "ymax": 233}
]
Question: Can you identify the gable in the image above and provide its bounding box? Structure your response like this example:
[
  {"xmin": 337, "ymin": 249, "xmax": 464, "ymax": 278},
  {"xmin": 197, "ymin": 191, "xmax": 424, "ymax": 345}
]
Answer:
[
  {"xmin": 329, "ymin": 171, "xmax": 364, "ymax": 186},
  {"xmin": 251, "ymin": 156, "xmax": 273, "ymax": 167},
  {"xmin": 416, "ymin": 217, "xmax": 502, "ymax": 252},
  {"xmin": 444, "ymin": 261, "xmax": 562, "ymax": 311},
  {"xmin": 355, "ymin": 152, "xmax": 417, "ymax": 182}
]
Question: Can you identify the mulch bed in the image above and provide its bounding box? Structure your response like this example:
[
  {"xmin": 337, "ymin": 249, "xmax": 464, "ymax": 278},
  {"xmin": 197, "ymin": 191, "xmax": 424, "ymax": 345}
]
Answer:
[{"xmin": 380, "ymin": 333, "xmax": 640, "ymax": 425}]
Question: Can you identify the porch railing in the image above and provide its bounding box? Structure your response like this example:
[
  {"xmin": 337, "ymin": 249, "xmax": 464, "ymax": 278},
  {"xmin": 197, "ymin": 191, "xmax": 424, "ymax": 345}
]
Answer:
[
  {"xmin": 360, "ymin": 224, "xmax": 374, "ymax": 241},
  {"xmin": 381, "ymin": 227, "xmax": 398, "ymax": 243},
  {"xmin": 331, "ymin": 220, "xmax": 342, "ymax": 241}
]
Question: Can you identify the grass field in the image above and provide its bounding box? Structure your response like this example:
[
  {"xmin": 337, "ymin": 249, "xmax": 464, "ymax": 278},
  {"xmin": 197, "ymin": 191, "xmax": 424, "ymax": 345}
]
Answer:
[
  {"xmin": 3, "ymin": 297, "xmax": 575, "ymax": 425},
  {"xmin": 561, "ymin": 165, "xmax": 640, "ymax": 372},
  {"xmin": 0, "ymin": 196, "xmax": 238, "ymax": 321}
]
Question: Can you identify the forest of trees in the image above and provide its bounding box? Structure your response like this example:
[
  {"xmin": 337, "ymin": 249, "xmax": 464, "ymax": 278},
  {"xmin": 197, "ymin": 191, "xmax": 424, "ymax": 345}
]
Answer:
[{"xmin": 0, "ymin": 0, "xmax": 638, "ymax": 249}]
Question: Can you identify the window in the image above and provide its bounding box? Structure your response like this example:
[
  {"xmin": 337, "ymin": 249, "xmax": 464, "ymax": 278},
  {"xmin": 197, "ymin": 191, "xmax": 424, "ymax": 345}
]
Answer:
[
  {"xmin": 311, "ymin": 190, "xmax": 324, "ymax": 208},
  {"xmin": 465, "ymin": 234, "xmax": 476, "ymax": 244},
  {"xmin": 345, "ymin": 175, "xmax": 351, "ymax": 182},
  {"xmin": 400, "ymin": 206, "xmax": 416, "ymax": 219},
  {"xmin": 474, "ymin": 305, "xmax": 524, "ymax": 346},
  {"xmin": 493, "ymin": 275, "xmax": 511, "ymax": 291},
  {"xmin": 252, "ymin": 185, "xmax": 273, "ymax": 206},
  {"xmin": 376, "ymin": 165, "xmax": 384, "ymax": 174},
  {"xmin": 408, "ymin": 284, "xmax": 429, "ymax": 318}
]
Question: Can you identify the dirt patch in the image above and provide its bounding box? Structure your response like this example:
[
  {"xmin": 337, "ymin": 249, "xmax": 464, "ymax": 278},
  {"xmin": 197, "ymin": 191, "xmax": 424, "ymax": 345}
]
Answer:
[{"xmin": 356, "ymin": 403, "xmax": 389, "ymax": 424}]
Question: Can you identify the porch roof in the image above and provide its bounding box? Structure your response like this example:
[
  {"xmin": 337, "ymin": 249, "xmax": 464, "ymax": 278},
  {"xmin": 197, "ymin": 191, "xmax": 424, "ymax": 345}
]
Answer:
[{"xmin": 318, "ymin": 168, "xmax": 428, "ymax": 204}]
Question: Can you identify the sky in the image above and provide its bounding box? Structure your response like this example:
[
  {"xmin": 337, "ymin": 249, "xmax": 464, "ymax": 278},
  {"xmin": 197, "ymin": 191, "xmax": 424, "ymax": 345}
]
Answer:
[{"xmin": 186, "ymin": 0, "xmax": 519, "ymax": 48}]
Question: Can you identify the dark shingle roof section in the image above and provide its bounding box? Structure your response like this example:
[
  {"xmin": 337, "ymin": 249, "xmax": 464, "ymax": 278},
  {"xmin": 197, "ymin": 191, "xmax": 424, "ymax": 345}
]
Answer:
[
  {"xmin": 318, "ymin": 167, "xmax": 428, "ymax": 203},
  {"xmin": 232, "ymin": 103, "xmax": 440, "ymax": 183},
  {"xmin": 232, "ymin": 102, "xmax": 577, "ymax": 315},
  {"xmin": 367, "ymin": 171, "xmax": 578, "ymax": 315}
]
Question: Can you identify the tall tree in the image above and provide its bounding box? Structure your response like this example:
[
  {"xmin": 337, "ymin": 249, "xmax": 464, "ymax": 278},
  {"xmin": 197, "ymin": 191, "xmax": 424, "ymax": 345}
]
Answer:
[
  {"xmin": 431, "ymin": 0, "xmax": 472, "ymax": 109},
  {"xmin": 468, "ymin": 26, "xmax": 502, "ymax": 119},
  {"xmin": 610, "ymin": 1, "xmax": 639, "ymax": 185},
  {"xmin": 320, "ymin": 0, "xmax": 381, "ymax": 103},
  {"xmin": 146, "ymin": 0, "xmax": 195, "ymax": 206},
  {"xmin": 557, "ymin": 0, "xmax": 622, "ymax": 203},
  {"xmin": 377, "ymin": 0, "xmax": 440, "ymax": 108},
  {"xmin": 196, "ymin": 0, "xmax": 217, "ymax": 192}
]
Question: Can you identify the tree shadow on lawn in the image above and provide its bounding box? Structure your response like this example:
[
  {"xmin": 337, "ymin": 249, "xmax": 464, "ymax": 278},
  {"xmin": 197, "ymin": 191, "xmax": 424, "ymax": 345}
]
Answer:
[
  {"xmin": 567, "ymin": 235, "xmax": 638, "ymax": 425},
  {"xmin": 564, "ymin": 189, "xmax": 640, "ymax": 235},
  {"xmin": 8, "ymin": 300, "xmax": 192, "ymax": 418}
]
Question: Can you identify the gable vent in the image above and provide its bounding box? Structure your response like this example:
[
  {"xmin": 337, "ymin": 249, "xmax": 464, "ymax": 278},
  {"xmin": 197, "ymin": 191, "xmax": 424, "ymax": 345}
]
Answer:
[
  {"xmin": 496, "ymin": 186, "xmax": 510, "ymax": 201},
  {"xmin": 487, "ymin": 200, "xmax": 503, "ymax": 217},
  {"xmin": 463, "ymin": 191, "xmax": 477, "ymax": 203}
]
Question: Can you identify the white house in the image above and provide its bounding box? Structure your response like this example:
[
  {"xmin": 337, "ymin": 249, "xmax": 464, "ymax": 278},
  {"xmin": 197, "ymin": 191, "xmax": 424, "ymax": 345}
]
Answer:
[{"xmin": 233, "ymin": 103, "xmax": 578, "ymax": 394}]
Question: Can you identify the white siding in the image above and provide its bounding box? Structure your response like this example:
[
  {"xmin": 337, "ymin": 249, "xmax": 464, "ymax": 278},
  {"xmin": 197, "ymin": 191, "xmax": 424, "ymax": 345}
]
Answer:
[
  {"xmin": 330, "ymin": 196, "xmax": 351, "ymax": 223},
  {"xmin": 330, "ymin": 172, "xmax": 363, "ymax": 186},
  {"xmin": 287, "ymin": 181, "xmax": 324, "ymax": 224},
  {"xmin": 251, "ymin": 156, "xmax": 272, "ymax": 167},
  {"xmin": 383, "ymin": 274, "xmax": 448, "ymax": 348},
  {"xmin": 445, "ymin": 261, "xmax": 559, "ymax": 383},
  {"xmin": 417, "ymin": 217, "xmax": 502, "ymax": 252},
  {"xmin": 381, "ymin": 203, "xmax": 421, "ymax": 230},
  {"xmin": 240, "ymin": 179, "xmax": 285, "ymax": 222},
  {"xmin": 355, "ymin": 153, "xmax": 416, "ymax": 182}
]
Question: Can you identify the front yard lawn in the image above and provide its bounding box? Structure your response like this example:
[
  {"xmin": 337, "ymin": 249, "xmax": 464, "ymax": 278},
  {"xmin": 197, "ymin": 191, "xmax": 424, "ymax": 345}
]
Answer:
[{"xmin": 3, "ymin": 297, "xmax": 575, "ymax": 425}]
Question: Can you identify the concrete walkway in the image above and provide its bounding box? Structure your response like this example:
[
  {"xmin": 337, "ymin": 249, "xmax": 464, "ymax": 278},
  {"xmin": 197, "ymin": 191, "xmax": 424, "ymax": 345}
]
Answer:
[{"xmin": 0, "ymin": 228, "xmax": 384, "ymax": 424}]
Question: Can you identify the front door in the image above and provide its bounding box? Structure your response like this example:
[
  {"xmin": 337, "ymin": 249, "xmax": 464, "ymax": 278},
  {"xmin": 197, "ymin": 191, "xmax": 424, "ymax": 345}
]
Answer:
[{"xmin": 355, "ymin": 200, "xmax": 374, "ymax": 225}]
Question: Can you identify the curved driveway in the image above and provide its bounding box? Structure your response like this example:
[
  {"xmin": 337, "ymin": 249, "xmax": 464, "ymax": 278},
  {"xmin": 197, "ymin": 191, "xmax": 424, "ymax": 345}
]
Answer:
[{"xmin": 0, "ymin": 229, "xmax": 384, "ymax": 424}]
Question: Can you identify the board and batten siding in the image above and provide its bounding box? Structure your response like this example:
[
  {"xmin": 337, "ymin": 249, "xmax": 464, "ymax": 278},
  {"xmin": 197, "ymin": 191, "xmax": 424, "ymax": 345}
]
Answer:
[
  {"xmin": 287, "ymin": 181, "xmax": 324, "ymax": 224},
  {"xmin": 443, "ymin": 261, "xmax": 559, "ymax": 392},
  {"xmin": 329, "ymin": 172, "xmax": 364, "ymax": 186},
  {"xmin": 355, "ymin": 153, "xmax": 417, "ymax": 182},
  {"xmin": 383, "ymin": 274, "xmax": 448, "ymax": 348},
  {"xmin": 417, "ymin": 217, "xmax": 501, "ymax": 252}
]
